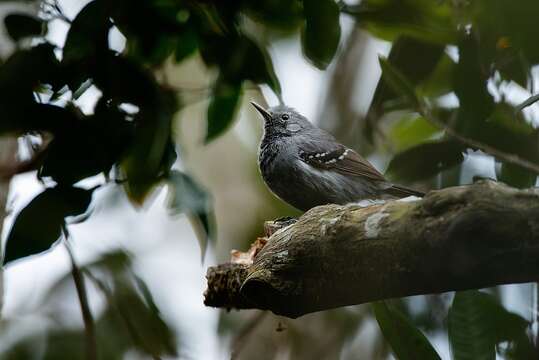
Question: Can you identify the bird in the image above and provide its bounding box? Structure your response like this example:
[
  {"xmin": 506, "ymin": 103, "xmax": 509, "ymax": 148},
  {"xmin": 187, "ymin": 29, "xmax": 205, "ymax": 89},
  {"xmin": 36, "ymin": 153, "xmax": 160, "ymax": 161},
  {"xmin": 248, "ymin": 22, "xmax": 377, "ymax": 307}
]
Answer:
[{"xmin": 251, "ymin": 101, "xmax": 424, "ymax": 211}]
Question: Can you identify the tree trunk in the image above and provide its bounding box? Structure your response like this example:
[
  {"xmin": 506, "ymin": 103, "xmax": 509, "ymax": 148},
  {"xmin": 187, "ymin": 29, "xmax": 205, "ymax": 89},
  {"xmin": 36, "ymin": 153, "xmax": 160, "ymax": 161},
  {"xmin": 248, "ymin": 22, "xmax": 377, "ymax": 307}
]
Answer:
[{"xmin": 205, "ymin": 181, "xmax": 539, "ymax": 318}]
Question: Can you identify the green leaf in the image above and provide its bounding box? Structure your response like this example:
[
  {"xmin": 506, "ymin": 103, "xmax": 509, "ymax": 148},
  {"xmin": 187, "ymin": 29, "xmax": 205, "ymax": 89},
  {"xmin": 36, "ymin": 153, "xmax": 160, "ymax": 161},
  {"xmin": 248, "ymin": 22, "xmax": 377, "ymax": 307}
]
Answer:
[
  {"xmin": 386, "ymin": 140, "xmax": 464, "ymax": 182},
  {"xmin": 378, "ymin": 56, "xmax": 420, "ymax": 108},
  {"xmin": 448, "ymin": 290, "xmax": 533, "ymax": 360},
  {"xmin": 370, "ymin": 37, "xmax": 445, "ymax": 113},
  {"xmin": 122, "ymin": 88, "xmax": 178, "ymax": 203},
  {"xmin": 498, "ymin": 162, "xmax": 537, "ymax": 189},
  {"xmin": 199, "ymin": 34, "xmax": 281, "ymax": 96},
  {"xmin": 4, "ymin": 186, "xmax": 93, "ymax": 265},
  {"xmin": 4, "ymin": 13, "xmax": 45, "ymax": 41},
  {"xmin": 301, "ymin": 0, "xmax": 341, "ymax": 70},
  {"xmin": 343, "ymin": 0, "xmax": 456, "ymax": 44},
  {"xmin": 373, "ymin": 301, "xmax": 441, "ymax": 360},
  {"xmin": 63, "ymin": 0, "xmax": 110, "ymax": 59},
  {"xmin": 390, "ymin": 115, "xmax": 440, "ymax": 152},
  {"xmin": 111, "ymin": 277, "xmax": 177, "ymax": 357},
  {"xmin": 205, "ymin": 78, "xmax": 241, "ymax": 143},
  {"xmin": 174, "ymin": 27, "xmax": 198, "ymax": 62},
  {"xmin": 167, "ymin": 170, "xmax": 214, "ymax": 257}
]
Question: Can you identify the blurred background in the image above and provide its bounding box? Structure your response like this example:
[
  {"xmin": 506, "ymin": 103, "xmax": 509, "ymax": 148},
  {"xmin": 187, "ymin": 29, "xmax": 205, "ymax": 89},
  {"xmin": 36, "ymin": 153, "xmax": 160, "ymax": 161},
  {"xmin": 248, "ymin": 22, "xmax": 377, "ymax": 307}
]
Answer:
[{"xmin": 0, "ymin": 0, "xmax": 538, "ymax": 359}]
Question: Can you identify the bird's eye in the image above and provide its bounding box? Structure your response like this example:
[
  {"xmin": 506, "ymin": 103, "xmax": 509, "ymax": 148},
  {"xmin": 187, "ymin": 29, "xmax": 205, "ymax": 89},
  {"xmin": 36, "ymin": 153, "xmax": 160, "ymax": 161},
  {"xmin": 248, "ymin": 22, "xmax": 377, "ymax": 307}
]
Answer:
[{"xmin": 281, "ymin": 114, "xmax": 289, "ymax": 120}]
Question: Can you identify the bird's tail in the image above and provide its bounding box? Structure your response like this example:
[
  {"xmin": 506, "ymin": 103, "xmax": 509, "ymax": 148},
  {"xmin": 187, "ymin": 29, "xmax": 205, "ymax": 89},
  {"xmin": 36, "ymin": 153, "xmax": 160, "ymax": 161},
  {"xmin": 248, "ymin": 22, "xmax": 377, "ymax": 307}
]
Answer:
[{"xmin": 385, "ymin": 184, "xmax": 425, "ymax": 198}]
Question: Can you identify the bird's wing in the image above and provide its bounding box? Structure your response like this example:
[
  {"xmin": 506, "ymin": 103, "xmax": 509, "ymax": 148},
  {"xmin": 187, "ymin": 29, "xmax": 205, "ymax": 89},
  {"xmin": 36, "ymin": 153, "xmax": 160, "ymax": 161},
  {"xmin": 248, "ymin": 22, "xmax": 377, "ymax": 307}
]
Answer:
[{"xmin": 297, "ymin": 135, "xmax": 387, "ymax": 183}]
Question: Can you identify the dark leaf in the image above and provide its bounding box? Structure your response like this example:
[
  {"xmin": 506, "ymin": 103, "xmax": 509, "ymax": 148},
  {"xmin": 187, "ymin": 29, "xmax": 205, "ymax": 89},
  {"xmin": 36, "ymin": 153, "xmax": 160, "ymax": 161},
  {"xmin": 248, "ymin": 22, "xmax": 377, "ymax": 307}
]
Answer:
[
  {"xmin": 122, "ymin": 88, "xmax": 178, "ymax": 203},
  {"xmin": 4, "ymin": 13, "xmax": 45, "ymax": 41},
  {"xmin": 452, "ymin": 34, "xmax": 495, "ymax": 136},
  {"xmin": 4, "ymin": 186, "xmax": 93, "ymax": 264},
  {"xmin": 370, "ymin": 37, "xmax": 445, "ymax": 114},
  {"xmin": 205, "ymin": 78, "xmax": 241, "ymax": 143},
  {"xmin": 108, "ymin": 0, "xmax": 183, "ymax": 65},
  {"xmin": 448, "ymin": 290, "xmax": 533, "ymax": 360},
  {"xmin": 301, "ymin": 0, "xmax": 341, "ymax": 70},
  {"xmin": 378, "ymin": 56, "xmax": 420, "ymax": 108},
  {"xmin": 0, "ymin": 43, "xmax": 59, "ymax": 95},
  {"xmin": 174, "ymin": 27, "xmax": 198, "ymax": 62},
  {"xmin": 92, "ymin": 53, "xmax": 158, "ymax": 106},
  {"xmin": 386, "ymin": 140, "xmax": 464, "ymax": 182},
  {"xmin": 343, "ymin": 0, "xmax": 456, "ymax": 44},
  {"xmin": 167, "ymin": 170, "xmax": 214, "ymax": 257},
  {"xmin": 373, "ymin": 301, "xmax": 441, "ymax": 360},
  {"xmin": 498, "ymin": 162, "xmax": 537, "ymax": 189},
  {"xmin": 39, "ymin": 102, "xmax": 134, "ymax": 184},
  {"xmin": 243, "ymin": 0, "xmax": 303, "ymax": 30},
  {"xmin": 199, "ymin": 34, "xmax": 281, "ymax": 95},
  {"xmin": 62, "ymin": 0, "xmax": 111, "ymax": 92}
]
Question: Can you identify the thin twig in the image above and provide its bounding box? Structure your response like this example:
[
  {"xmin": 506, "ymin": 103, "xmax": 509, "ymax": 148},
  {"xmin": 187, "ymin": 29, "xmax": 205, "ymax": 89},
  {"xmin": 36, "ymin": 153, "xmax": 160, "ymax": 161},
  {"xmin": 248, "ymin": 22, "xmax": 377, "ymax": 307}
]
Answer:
[
  {"xmin": 63, "ymin": 227, "xmax": 97, "ymax": 360},
  {"xmin": 421, "ymin": 106, "xmax": 539, "ymax": 174}
]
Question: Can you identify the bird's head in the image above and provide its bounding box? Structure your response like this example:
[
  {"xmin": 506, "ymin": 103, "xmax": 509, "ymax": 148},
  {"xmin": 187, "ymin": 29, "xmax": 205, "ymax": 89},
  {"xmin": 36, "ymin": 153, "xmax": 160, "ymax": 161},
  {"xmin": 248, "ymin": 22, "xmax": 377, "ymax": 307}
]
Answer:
[{"xmin": 250, "ymin": 102, "xmax": 312, "ymax": 136}]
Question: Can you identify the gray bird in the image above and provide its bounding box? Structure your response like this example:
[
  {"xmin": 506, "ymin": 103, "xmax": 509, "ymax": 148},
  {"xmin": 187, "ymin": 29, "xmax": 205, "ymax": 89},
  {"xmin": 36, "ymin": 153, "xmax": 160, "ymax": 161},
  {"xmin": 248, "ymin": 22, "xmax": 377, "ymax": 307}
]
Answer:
[{"xmin": 251, "ymin": 102, "xmax": 424, "ymax": 211}]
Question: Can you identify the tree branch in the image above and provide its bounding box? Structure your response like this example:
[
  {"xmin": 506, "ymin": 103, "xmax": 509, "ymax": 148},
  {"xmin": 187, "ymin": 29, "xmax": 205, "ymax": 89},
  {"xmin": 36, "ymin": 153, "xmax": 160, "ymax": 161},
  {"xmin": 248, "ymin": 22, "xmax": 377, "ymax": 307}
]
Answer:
[{"xmin": 204, "ymin": 181, "xmax": 539, "ymax": 318}]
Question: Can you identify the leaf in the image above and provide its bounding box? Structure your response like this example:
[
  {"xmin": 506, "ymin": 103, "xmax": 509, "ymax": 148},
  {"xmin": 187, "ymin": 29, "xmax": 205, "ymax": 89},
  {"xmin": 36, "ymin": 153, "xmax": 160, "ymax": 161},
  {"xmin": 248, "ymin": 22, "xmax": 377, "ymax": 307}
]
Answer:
[
  {"xmin": 123, "ymin": 89, "xmax": 178, "ymax": 203},
  {"xmin": 373, "ymin": 301, "xmax": 441, "ymax": 360},
  {"xmin": 4, "ymin": 186, "xmax": 93, "ymax": 265},
  {"xmin": 378, "ymin": 56, "xmax": 420, "ymax": 108},
  {"xmin": 39, "ymin": 102, "xmax": 134, "ymax": 184},
  {"xmin": 243, "ymin": 0, "xmax": 303, "ymax": 30},
  {"xmin": 390, "ymin": 115, "xmax": 440, "ymax": 152},
  {"xmin": 92, "ymin": 53, "xmax": 179, "ymax": 203},
  {"xmin": 386, "ymin": 140, "xmax": 464, "ymax": 182},
  {"xmin": 199, "ymin": 33, "xmax": 281, "ymax": 96},
  {"xmin": 205, "ymin": 78, "xmax": 242, "ymax": 143},
  {"xmin": 301, "ymin": 0, "xmax": 341, "ymax": 70},
  {"xmin": 515, "ymin": 94, "xmax": 539, "ymax": 113},
  {"xmin": 498, "ymin": 162, "xmax": 537, "ymax": 189},
  {"xmin": 108, "ymin": 0, "xmax": 183, "ymax": 65},
  {"xmin": 105, "ymin": 270, "xmax": 177, "ymax": 357},
  {"xmin": 174, "ymin": 27, "xmax": 198, "ymax": 62},
  {"xmin": 370, "ymin": 37, "xmax": 445, "ymax": 113},
  {"xmin": 62, "ymin": 0, "xmax": 111, "ymax": 92},
  {"xmin": 167, "ymin": 170, "xmax": 214, "ymax": 257},
  {"xmin": 4, "ymin": 13, "xmax": 45, "ymax": 41},
  {"xmin": 448, "ymin": 290, "xmax": 533, "ymax": 360},
  {"xmin": 343, "ymin": 0, "xmax": 456, "ymax": 44},
  {"xmin": 0, "ymin": 43, "xmax": 59, "ymax": 96}
]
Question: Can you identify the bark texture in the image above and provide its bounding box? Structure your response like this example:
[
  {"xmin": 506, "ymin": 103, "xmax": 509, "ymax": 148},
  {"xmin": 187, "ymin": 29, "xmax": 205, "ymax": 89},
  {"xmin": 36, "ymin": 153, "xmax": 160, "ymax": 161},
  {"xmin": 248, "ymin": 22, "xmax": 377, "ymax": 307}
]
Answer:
[{"xmin": 205, "ymin": 181, "xmax": 539, "ymax": 318}]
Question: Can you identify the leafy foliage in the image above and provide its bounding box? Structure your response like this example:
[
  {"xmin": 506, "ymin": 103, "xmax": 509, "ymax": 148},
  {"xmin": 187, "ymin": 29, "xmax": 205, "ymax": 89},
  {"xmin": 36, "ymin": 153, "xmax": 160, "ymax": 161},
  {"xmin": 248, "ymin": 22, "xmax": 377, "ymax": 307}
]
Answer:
[
  {"xmin": 448, "ymin": 291, "xmax": 533, "ymax": 360},
  {"xmin": 373, "ymin": 301, "xmax": 441, "ymax": 360}
]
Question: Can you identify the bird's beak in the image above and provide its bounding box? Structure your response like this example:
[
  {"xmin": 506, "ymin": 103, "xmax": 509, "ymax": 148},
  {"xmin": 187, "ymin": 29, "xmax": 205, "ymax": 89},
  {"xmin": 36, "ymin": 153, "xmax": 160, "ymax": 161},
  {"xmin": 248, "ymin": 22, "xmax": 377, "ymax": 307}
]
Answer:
[{"xmin": 250, "ymin": 101, "xmax": 272, "ymax": 121}]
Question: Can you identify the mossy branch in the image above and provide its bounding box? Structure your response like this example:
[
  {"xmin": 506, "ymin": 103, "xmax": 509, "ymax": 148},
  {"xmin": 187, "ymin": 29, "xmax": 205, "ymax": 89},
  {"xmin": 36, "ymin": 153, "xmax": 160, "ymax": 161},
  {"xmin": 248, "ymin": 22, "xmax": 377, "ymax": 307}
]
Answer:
[{"xmin": 205, "ymin": 181, "xmax": 539, "ymax": 318}]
